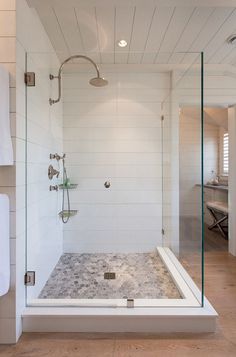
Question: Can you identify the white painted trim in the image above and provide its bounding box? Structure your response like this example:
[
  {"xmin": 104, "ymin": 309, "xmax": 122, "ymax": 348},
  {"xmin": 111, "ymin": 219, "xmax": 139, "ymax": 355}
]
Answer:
[
  {"xmin": 22, "ymin": 315, "xmax": 216, "ymax": 333},
  {"xmin": 162, "ymin": 247, "xmax": 203, "ymax": 302},
  {"xmin": 23, "ymin": 306, "xmax": 217, "ymax": 317},
  {"xmin": 157, "ymin": 247, "xmax": 200, "ymax": 305}
]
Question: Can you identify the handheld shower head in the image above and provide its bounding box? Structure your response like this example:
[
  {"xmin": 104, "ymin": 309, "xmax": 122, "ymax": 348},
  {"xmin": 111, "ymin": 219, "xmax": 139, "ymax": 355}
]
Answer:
[{"xmin": 89, "ymin": 77, "xmax": 108, "ymax": 87}]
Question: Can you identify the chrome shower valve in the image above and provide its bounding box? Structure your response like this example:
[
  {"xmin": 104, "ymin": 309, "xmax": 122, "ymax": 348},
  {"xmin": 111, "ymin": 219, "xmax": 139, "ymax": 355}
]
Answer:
[
  {"xmin": 50, "ymin": 153, "xmax": 65, "ymax": 161},
  {"xmin": 48, "ymin": 165, "xmax": 60, "ymax": 180},
  {"xmin": 49, "ymin": 185, "xmax": 58, "ymax": 191}
]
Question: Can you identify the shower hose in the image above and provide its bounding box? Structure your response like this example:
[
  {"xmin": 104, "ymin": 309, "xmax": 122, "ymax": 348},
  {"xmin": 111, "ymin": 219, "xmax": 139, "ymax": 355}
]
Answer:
[{"xmin": 61, "ymin": 158, "xmax": 71, "ymax": 224}]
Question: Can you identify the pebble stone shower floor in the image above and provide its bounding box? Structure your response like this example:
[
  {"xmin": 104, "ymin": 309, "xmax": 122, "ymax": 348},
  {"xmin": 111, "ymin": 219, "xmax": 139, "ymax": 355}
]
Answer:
[{"xmin": 39, "ymin": 252, "xmax": 181, "ymax": 299}]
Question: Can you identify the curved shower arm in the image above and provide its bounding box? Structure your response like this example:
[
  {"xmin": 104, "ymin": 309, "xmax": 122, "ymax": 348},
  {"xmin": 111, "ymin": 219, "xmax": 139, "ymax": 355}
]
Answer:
[
  {"xmin": 49, "ymin": 55, "xmax": 101, "ymax": 105},
  {"xmin": 59, "ymin": 55, "xmax": 100, "ymax": 78}
]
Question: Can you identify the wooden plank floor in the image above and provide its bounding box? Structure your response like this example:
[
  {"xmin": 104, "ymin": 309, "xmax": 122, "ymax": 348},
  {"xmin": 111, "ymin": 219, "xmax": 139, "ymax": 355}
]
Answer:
[{"xmin": 0, "ymin": 235, "xmax": 235, "ymax": 356}]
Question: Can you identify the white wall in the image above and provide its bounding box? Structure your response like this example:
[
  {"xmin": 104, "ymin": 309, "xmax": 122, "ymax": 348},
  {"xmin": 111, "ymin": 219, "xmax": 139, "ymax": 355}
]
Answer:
[
  {"xmin": 162, "ymin": 72, "xmax": 180, "ymax": 254},
  {"xmin": 176, "ymin": 70, "xmax": 236, "ymax": 107},
  {"xmin": 165, "ymin": 68, "xmax": 233, "ymax": 255},
  {"xmin": 179, "ymin": 112, "xmax": 219, "ymax": 219},
  {"xmin": 0, "ymin": 0, "xmax": 17, "ymax": 344},
  {"xmin": 173, "ymin": 68, "xmax": 234, "ymax": 225},
  {"xmin": 16, "ymin": 0, "xmax": 63, "ymax": 306},
  {"xmin": 179, "ymin": 108, "xmax": 228, "ymax": 228},
  {"xmin": 62, "ymin": 71, "xmax": 170, "ymax": 253}
]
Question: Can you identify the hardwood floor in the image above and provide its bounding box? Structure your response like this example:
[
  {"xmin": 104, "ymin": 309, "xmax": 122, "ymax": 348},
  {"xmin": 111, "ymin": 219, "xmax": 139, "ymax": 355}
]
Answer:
[{"xmin": 0, "ymin": 233, "xmax": 235, "ymax": 356}]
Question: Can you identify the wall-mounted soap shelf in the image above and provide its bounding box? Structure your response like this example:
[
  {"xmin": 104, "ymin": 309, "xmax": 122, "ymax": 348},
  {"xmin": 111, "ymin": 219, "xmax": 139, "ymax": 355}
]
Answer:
[
  {"xmin": 58, "ymin": 210, "xmax": 78, "ymax": 218},
  {"xmin": 58, "ymin": 184, "xmax": 78, "ymax": 190}
]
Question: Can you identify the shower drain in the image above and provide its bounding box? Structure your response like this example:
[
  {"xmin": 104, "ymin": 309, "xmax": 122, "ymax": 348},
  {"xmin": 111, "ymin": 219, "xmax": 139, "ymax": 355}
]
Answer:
[{"xmin": 104, "ymin": 272, "xmax": 116, "ymax": 279}]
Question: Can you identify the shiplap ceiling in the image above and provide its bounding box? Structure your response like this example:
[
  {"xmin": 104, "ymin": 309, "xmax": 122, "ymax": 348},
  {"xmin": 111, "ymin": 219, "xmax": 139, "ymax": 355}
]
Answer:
[{"xmin": 27, "ymin": 0, "xmax": 236, "ymax": 66}]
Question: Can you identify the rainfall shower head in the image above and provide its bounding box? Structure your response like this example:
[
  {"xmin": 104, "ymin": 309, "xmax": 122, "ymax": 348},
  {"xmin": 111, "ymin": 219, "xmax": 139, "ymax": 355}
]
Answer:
[
  {"xmin": 89, "ymin": 77, "xmax": 108, "ymax": 87},
  {"xmin": 49, "ymin": 55, "xmax": 108, "ymax": 105}
]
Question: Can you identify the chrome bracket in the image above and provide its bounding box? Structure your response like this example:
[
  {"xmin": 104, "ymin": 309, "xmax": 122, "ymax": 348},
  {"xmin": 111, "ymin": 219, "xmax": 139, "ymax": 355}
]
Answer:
[
  {"xmin": 50, "ymin": 153, "xmax": 65, "ymax": 161},
  {"xmin": 49, "ymin": 74, "xmax": 59, "ymax": 80},
  {"xmin": 24, "ymin": 271, "xmax": 35, "ymax": 286},
  {"xmin": 24, "ymin": 72, "xmax": 35, "ymax": 87},
  {"xmin": 127, "ymin": 298, "xmax": 134, "ymax": 308},
  {"xmin": 49, "ymin": 185, "xmax": 58, "ymax": 191}
]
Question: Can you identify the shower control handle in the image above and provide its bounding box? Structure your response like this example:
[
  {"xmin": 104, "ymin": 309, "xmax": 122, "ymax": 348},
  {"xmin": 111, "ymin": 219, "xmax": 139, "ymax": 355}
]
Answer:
[
  {"xmin": 49, "ymin": 185, "xmax": 58, "ymax": 191},
  {"xmin": 50, "ymin": 153, "xmax": 65, "ymax": 161},
  {"xmin": 104, "ymin": 181, "xmax": 111, "ymax": 188},
  {"xmin": 48, "ymin": 165, "xmax": 60, "ymax": 180}
]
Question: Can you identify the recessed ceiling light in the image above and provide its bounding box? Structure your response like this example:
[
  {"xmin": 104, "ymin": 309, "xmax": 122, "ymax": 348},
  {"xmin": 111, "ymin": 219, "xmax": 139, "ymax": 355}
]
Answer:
[
  {"xmin": 117, "ymin": 39, "xmax": 127, "ymax": 48},
  {"xmin": 227, "ymin": 34, "xmax": 236, "ymax": 45}
]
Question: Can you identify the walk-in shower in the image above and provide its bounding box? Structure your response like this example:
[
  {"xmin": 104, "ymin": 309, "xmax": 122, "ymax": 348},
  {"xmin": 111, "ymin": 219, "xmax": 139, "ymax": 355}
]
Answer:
[
  {"xmin": 49, "ymin": 55, "xmax": 108, "ymax": 105},
  {"xmin": 25, "ymin": 51, "xmax": 206, "ymax": 312},
  {"xmin": 18, "ymin": 0, "xmax": 220, "ymax": 332}
]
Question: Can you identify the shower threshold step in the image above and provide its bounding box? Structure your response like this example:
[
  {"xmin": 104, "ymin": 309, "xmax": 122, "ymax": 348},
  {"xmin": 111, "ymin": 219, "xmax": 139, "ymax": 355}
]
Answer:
[{"xmin": 22, "ymin": 248, "xmax": 217, "ymax": 333}]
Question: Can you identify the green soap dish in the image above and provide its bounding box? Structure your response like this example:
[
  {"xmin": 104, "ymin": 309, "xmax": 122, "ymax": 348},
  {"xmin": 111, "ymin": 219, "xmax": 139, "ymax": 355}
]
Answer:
[
  {"xmin": 58, "ymin": 184, "xmax": 78, "ymax": 190},
  {"xmin": 58, "ymin": 210, "xmax": 78, "ymax": 218}
]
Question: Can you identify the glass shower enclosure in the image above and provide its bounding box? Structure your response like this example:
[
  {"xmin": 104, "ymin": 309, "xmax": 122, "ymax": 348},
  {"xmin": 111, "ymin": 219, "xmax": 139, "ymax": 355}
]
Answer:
[{"xmin": 25, "ymin": 51, "xmax": 204, "ymax": 308}]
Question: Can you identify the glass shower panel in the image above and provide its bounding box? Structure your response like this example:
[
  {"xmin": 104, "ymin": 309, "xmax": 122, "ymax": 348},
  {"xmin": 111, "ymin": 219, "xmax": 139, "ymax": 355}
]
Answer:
[
  {"xmin": 25, "ymin": 52, "xmax": 64, "ymax": 305},
  {"xmin": 162, "ymin": 53, "xmax": 204, "ymax": 306}
]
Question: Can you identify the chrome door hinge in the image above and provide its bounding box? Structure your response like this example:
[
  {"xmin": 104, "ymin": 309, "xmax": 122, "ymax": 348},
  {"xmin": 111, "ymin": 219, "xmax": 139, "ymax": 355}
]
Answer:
[
  {"xmin": 24, "ymin": 72, "xmax": 35, "ymax": 86},
  {"xmin": 161, "ymin": 115, "xmax": 164, "ymax": 121},
  {"xmin": 162, "ymin": 228, "xmax": 165, "ymax": 235},
  {"xmin": 24, "ymin": 271, "xmax": 35, "ymax": 286}
]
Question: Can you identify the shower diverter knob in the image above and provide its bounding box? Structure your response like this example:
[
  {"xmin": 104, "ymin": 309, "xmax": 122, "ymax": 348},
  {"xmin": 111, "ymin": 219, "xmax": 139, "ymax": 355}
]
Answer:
[{"xmin": 104, "ymin": 181, "xmax": 110, "ymax": 188}]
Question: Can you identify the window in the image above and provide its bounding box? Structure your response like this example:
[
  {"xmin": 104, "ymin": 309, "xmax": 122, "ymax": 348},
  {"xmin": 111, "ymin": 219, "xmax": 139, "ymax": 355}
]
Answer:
[{"xmin": 222, "ymin": 132, "xmax": 229, "ymax": 175}]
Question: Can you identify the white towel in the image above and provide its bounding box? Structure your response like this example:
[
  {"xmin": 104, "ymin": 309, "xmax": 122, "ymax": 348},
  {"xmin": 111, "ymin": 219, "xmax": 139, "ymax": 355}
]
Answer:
[
  {"xmin": 0, "ymin": 65, "xmax": 13, "ymax": 165},
  {"xmin": 0, "ymin": 194, "xmax": 10, "ymax": 296}
]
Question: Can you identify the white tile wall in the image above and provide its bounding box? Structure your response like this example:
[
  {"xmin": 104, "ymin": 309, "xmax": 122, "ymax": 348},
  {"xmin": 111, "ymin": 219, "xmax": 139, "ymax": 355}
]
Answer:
[
  {"xmin": 0, "ymin": 1, "xmax": 16, "ymax": 343},
  {"xmin": 62, "ymin": 71, "xmax": 169, "ymax": 253}
]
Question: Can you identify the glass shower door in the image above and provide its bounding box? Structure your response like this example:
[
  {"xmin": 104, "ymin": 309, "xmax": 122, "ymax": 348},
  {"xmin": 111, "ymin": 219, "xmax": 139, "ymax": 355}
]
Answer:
[
  {"xmin": 25, "ymin": 51, "xmax": 64, "ymax": 305},
  {"xmin": 162, "ymin": 52, "xmax": 204, "ymax": 306}
]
